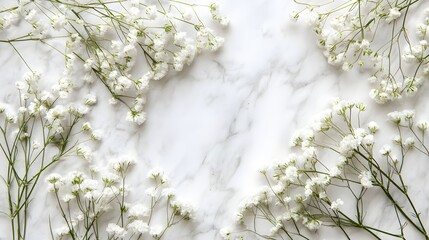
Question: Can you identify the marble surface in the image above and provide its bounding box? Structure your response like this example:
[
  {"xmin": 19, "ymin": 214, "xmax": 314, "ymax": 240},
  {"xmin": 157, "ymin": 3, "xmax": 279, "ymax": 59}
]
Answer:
[{"xmin": 2, "ymin": 0, "xmax": 429, "ymax": 239}]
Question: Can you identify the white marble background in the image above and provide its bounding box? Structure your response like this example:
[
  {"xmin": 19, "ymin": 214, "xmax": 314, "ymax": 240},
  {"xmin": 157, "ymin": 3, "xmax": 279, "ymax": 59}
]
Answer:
[{"xmin": 2, "ymin": 0, "xmax": 429, "ymax": 239}]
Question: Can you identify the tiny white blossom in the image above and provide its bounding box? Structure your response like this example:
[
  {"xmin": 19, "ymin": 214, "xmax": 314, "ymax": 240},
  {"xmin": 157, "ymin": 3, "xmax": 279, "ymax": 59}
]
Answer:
[
  {"xmin": 55, "ymin": 226, "xmax": 70, "ymax": 237},
  {"xmin": 329, "ymin": 166, "xmax": 342, "ymax": 177},
  {"xmin": 84, "ymin": 94, "xmax": 97, "ymax": 106},
  {"xmin": 145, "ymin": 187, "xmax": 158, "ymax": 198},
  {"xmin": 161, "ymin": 188, "xmax": 175, "ymax": 198},
  {"xmin": 404, "ymin": 137, "xmax": 415, "ymax": 148},
  {"xmin": 387, "ymin": 111, "xmax": 402, "ymax": 124},
  {"xmin": 76, "ymin": 146, "xmax": 92, "ymax": 161},
  {"xmin": 402, "ymin": 110, "xmax": 414, "ymax": 121},
  {"xmin": 45, "ymin": 173, "xmax": 64, "ymax": 192},
  {"xmin": 129, "ymin": 204, "xmax": 150, "ymax": 218},
  {"xmin": 359, "ymin": 171, "xmax": 373, "ymax": 188},
  {"xmin": 362, "ymin": 134, "xmax": 374, "ymax": 146},
  {"xmin": 303, "ymin": 218, "xmax": 321, "ymax": 231},
  {"xmin": 330, "ymin": 198, "xmax": 344, "ymax": 211},
  {"xmin": 418, "ymin": 121, "xmax": 429, "ymax": 131},
  {"xmin": 380, "ymin": 144, "xmax": 392, "ymax": 155},
  {"xmin": 284, "ymin": 166, "xmax": 298, "ymax": 182},
  {"xmin": 367, "ymin": 121, "xmax": 379, "ymax": 133},
  {"xmin": 82, "ymin": 122, "xmax": 92, "ymax": 131},
  {"xmin": 106, "ymin": 223, "xmax": 127, "ymax": 238},
  {"xmin": 126, "ymin": 110, "xmax": 146, "ymax": 125},
  {"xmin": 128, "ymin": 220, "xmax": 149, "ymax": 234},
  {"xmin": 15, "ymin": 81, "xmax": 26, "ymax": 90},
  {"xmin": 62, "ymin": 193, "xmax": 75, "ymax": 203},
  {"xmin": 170, "ymin": 198, "xmax": 196, "ymax": 218},
  {"xmin": 386, "ymin": 8, "xmax": 401, "ymax": 23},
  {"xmin": 147, "ymin": 168, "xmax": 165, "ymax": 179},
  {"xmin": 51, "ymin": 14, "xmax": 67, "ymax": 30},
  {"xmin": 91, "ymin": 130, "xmax": 103, "ymax": 141}
]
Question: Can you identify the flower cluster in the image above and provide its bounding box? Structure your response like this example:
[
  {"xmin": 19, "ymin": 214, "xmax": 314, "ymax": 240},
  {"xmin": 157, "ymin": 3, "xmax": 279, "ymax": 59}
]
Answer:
[
  {"xmin": 0, "ymin": 71, "xmax": 96, "ymax": 240},
  {"xmin": 1, "ymin": 1, "xmax": 219, "ymax": 238},
  {"xmin": 47, "ymin": 160, "xmax": 195, "ymax": 239},
  {"xmin": 292, "ymin": 0, "xmax": 429, "ymax": 103},
  {"xmin": 223, "ymin": 99, "xmax": 429, "ymax": 239},
  {"xmin": 1, "ymin": 0, "xmax": 228, "ymax": 124}
]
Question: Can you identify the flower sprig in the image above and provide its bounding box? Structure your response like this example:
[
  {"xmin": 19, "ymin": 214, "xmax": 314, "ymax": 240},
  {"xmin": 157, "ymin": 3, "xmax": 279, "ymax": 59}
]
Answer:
[
  {"xmin": 47, "ymin": 161, "xmax": 196, "ymax": 240},
  {"xmin": 0, "ymin": 0, "xmax": 228, "ymax": 124},
  {"xmin": 223, "ymin": 99, "xmax": 429, "ymax": 239},
  {"xmin": 292, "ymin": 0, "xmax": 429, "ymax": 103},
  {"xmin": 0, "ymin": 71, "xmax": 98, "ymax": 240}
]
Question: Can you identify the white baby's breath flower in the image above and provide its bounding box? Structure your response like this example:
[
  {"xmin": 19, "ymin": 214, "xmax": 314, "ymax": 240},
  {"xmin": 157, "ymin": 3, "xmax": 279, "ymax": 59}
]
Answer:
[
  {"xmin": 25, "ymin": 9, "xmax": 38, "ymax": 23},
  {"xmin": 304, "ymin": 187, "xmax": 313, "ymax": 198},
  {"xmin": 55, "ymin": 226, "xmax": 70, "ymax": 237},
  {"xmin": 284, "ymin": 166, "xmax": 298, "ymax": 182},
  {"xmin": 303, "ymin": 218, "xmax": 321, "ymax": 231},
  {"xmin": 402, "ymin": 110, "xmax": 415, "ymax": 121},
  {"xmin": 161, "ymin": 188, "xmax": 175, "ymax": 198},
  {"xmin": 319, "ymin": 192, "xmax": 327, "ymax": 200},
  {"xmin": 339, "ymin": 135, "xmax": 360, "ymax": 157},
  {"xmin": 76, "ymin": 146, "xmax": 92, "ymax": 161},
  {"xmin": 404, "ymin": 137, "xmax": 415, "ymax": 148},
  {"xmin": 380, "ymin": 144, "xmax": 392, "ymax": 155},
  {"xmin": 111, "ymin": 157, "xmax": 136, "ymax": 173},
  {"xmin": 418, "ymin": 121, "xmax": 429, "ymax": 131},
  {"xmin": 360, "ymin": 39, "xmax": 370, "ymax": 49},
  {"xmin": 393, "ymin": 135, "xmax": 402, "ymax": 144},
  {"xmin": 15, "ymin": 81, "xmax": 26, "ymax": 90},
  {"xmin": 307, "ymin": 11, "xmax": 320, "ymax": 27},
  {"xmin": 234, "ymin": 211, "xmax": 244, "ymax": 223},
  {"xmin": 170, "ymin": 198, "xmax": 196, "ymax": 218},
  {"xmin": 106, "ymin": 223, "xmax": 127, "ymax": 238},
  {"xmin": 99, "ymin": 171, "xmax": 117, "ymax": 185},
  {"xmin": 62, "ymin": 193, "xmax": 75, "ymax": 203},
  {"xmin": 145, "ymin": 187, "xmax": 158, "ymax": 198},
  {"xmin": 330, "ymin": 198, "xmax": 344, "ymax": 211},
  {"xmin": 91, "ymin": 130, "xmax": 103, "ymax": 141},
  {"xmin": 84, "ymin": 94, "xmax": 97, "ymax": 106},
  {"xmin": 82, "ymin": 122, "xmax": 92, "ymax": 131},
  {"xmin": 18, "ymin": 107, "xmax": 27, "ymax": 114},
  {"xmin": 51, "ymin": 14, "xmax": 67, "ymax": 30},
  {"xmin": 368, "ymin": 76, "xmax": 377, "ymax": 83},
  {"xmin": 126, "ymin": 110, "xmax": 146, "ymax": 125},
  {"xmin": 359, "ymin": 171, "xmax": 373, "ymax": 188},
  {"xmin": 367, "ymin": 121, "xmax": 379, "ymax": 133},
  {"xmin": 342, "ymin": 62, "xmax": 352, "ymax": 71},
  {"xmin": 386, "ymin": 8, "xmax": 401, "ymax": 23},
  {"xmin": 129, "ymin": 204, "xmax": 150, "ymax": 219},
  {"xmin": 329, "ymin": 166, "xmax": 342, "ymax": 177},
  {"xmin": 269, "ymin": 221, "xmax": 283, "ymax": 236},
  {"xmin": 362, "ymin": 134, "xmax": 374, "ymax": 146},
  {"xmin": 219, "ymin": 16, "xmax": 230, "ymax": 26},
  {"xmin": 128, "ymin": 220, "xmax": 149, "ymax": 234},
  {"xmin": 417, "ymin": 24, "xmax": 428, "ymax": 38},
  {"xmin": 32, "ymin": 140, "xmax": 40, "ymax": 149},
  {"xmin": 77, "ymin": 105, "xmax": 89, "ymax": 116},
  {"xmin": 81, "ymin": 179, "xmax": 99, "ymax": 192},
  {"xmin": 45, "ymin": 173, "xmax": 64, "ymax": 192},
  {"xmin": 387, "ymin": 111, "xmax": 402, "ymax": 124},
  {"xmin": 5, "ymin": 111, "xmax": 17, "ymax": 124}
]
